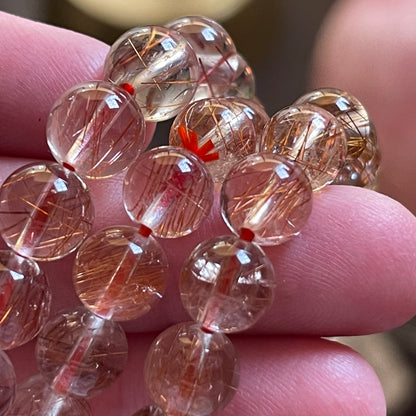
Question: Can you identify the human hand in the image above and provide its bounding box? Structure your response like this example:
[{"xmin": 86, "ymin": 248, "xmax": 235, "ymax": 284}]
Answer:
[{"xmin": 1, "ymin": 9, "xmax": 416, "ymax": 416}]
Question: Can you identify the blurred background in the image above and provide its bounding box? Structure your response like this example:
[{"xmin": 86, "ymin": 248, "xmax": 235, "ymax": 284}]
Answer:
[{"xmin": 0, "ymin": 0, "xmax": 415, "ymax": 414}]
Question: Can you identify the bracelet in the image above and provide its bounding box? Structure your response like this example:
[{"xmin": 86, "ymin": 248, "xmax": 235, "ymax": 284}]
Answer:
[{"xmin": 0, "ymin": 15, "xmax": 380, "ymax": 416}]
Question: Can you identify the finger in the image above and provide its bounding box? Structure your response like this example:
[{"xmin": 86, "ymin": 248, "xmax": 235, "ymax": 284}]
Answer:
[{"xmin": 310, "ymin": 0, "xmax": 416, "ymax": 213}]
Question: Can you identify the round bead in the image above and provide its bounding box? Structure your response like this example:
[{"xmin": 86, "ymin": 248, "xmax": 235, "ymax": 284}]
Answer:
[
  {"xmin": 36, "ymin": 307, "xmax": 128, "ymax": 398},
  {"xmin": 73, "ymin": 226, "xmax": 168, "ymax": 321},
  {"xmin": 7, "ymin": 375, "xmax": 91, "ymax": 416},
  {"xmin": 224, "ymin": 53, "xmax": 256, "ymax": 99},
  {"xmin": 0, "ymin": 162, "xmax": 94, "ymax": 261},
  {"xmin": 221, "ymin": 153, "xmax": 313, "ymax": 245},
  {"xmin": 167, "ymin": 16, "xmax": 238, "ymax": 101},
  {"xmin": 123, "ymin": 147, "xmax": 214, "ymax": 238},
  {"xmin": 0, "ymin": 251, "xmax": 51, "ymax": 350},
  {"xmin": 46, "ymin": 81, "xmax": 146, "ymax": 179},
  {"xmin": 294, "ymin": 88, "xmax": 380, "ymax": 188},
  {"xmin": 104, "ymin": 25, "xmax": 200, "ymax": 121},
  {"xmin": 131, "ymin": 405, "xmax": 166, "ymax": 416},
  {"xmin": 260, "ymin": 104, "xmax": 348, "ymax": 190},
  {"xmin": 169, "ymin": 97, "xmax": 269, "ymax": 182},
  {"xmin": 145, "ymin": 322, "xmax": 239, "ymax": 416},
  {"xmin": 0, "ymin": 350, "xmax": 16, "ymax": 416},
  {"xmin": 180, "ymin": 235, "xmax": 275, "ymax": 333}
]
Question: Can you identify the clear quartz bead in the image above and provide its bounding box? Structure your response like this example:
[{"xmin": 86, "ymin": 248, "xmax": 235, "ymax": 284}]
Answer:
[
  {"xmin": 145, "ymin": 322, "xmax": 239, "ymax": 416},
  {"xmin": 0, "ymin": 350, "xmax": 16, "ymax": 416},
  {"xmin": 47, "ymin": 81, "xmax": 146, "ymax": 179},
  {"xmin": 169, "ymin": 97, "xmax": 269, "ymax": 182},
  {"xmin": 221, "ymin": 153, "xmax": 313, "ymax": 245},
  {"xmin": 0, "ymin": 162, "xmax": 94, "ymax": 261},
  {"xmin": 104, "ymin": 25, "xmax": 200, "ymax": 121},
  {"xmin": 167, "ymin": 16, "xmax": 239, "ymax": 101},
  {"xmin": 73, "ymin": 225, "xmax": 168, "ymax": 321},
  {"xmin": 7, "ymin": 375, "xmax": 91, "ymax": 416},
  {"xmin": 123, "ymin": 147, "xmax": 214, "ymax": 238},
  {"xmin": 224, "ymin": 53, "xmax": 256, "ymax": 99},
  {"xmin": 180, "ymin": 235, "xmax": 275, "ymax": 333},
  {"xmin": 0, "ymin": 251, "xmax": 51, "ymax": 349},
  {"xmin": 260, "ymin": 103, "xmax": 348, "ymax": 190},
  {"xmin": 35, "ymin": 307, "xmax": 128, "ymax": 398}
]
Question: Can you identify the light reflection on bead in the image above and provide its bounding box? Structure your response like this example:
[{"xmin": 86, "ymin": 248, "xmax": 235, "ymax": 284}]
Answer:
[
  {"xmin": 0, "ymin": 251, "xmax": 51, "ymax": 350},
  {"xmin": 131, "ymin": 405, "xmax": 166, "ymax": 416},
  {"xmin": 104, "ymin": 25, "xmax": 200, "ymax": 121},
  {"xmin": 123, "ymin": 147, "xmax": 214, "ymax": 238},
  {"xmin": 74, "ymin": 226, "xmax": 168, "ymax": 321},
  {"xmin": 260, "ymin": 104, "xmax": 348, "ymax": 190},
  {"xmin": 47, "ymin": 81, "xmax": 146, "ymax": 179},
  {"xmin": 0, "ymin": 350, "xmax": 15, "ymax": 416},
  {"xmin": 221, "ymin": 153, "xmax": 313, "ymax": 245},
  {"xmin": 145, "ymin": 322, "xmax": 239, "ymax": 416},
  {"xmin": 180, "ymin": 235, "xmax": 275, "ymax": 333},
  {"xmin": 0, "ymin": 162, "xmax": 94, "ymax": 261}
]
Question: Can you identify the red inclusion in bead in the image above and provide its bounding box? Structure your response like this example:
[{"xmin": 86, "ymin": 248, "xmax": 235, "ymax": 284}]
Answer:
[
  {"xmin": 62, "ymin": 162, "xmax": 75, "ymax": 172},
  {"xmin": 239, "ymin": 227, "xmax": 255, "ymax": 242},
  {"xmin": 178, "ymin": 125, "xmax": 219, "ymax": 162},
  {"xmin": 121, "ymin": 83, "xmax": 135, "ymax": 95},
  {"xmin": 138, "ymin": 224, "xmax": 152, "ymax": 238}
]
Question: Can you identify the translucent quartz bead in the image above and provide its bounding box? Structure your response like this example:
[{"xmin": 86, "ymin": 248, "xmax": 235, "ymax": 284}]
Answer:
[
  {"xmin": 123, "ymin": 147, "xmax": 214, "ymax": 238},
  {"xmin": 73, "ymin": 226, "xmax": 168, "ymax": 321},
  {"xmin": 221, "ymin": 153, "xmax": 313, "ymax": 245},
  {"xmin": 103, "ymin": 25, "xmax": 200, "ymax": 121},
  {"xmin": 145, "ymin": 322, "xmax": 239, "ymax": 416},
  {"xmin": 7, "ymin": 375, "xmax": 91, "ymax": 416},
  {"xmin": 167, "ymin": 16, "xmax": 238, "ymax": 101},
  {"xmin": 0, "ymin": 350, "xmax": 16, "ymax": 416},
  {"xmin": 0, "ymin": 251, "xmax": 51, "ymax": 350},
  {"xmin": 169, "ymin": 97, "xmax": 269, "ymax": 182},
  {"xmin": 0, "ymin": 162, "xmax": 94, "ymax": 261},
  {"xmin": 224, "ymin": 54, "xmax": 256, "ymax": 99},
  {"xmin": 47, "ymin": 81, "xmax": 146, "ymax": 179},
  {"xmin": 260, "ymin": 104, "xmax": 348, "ymax": 190},
  {"xmin": 180, "ymin": 235, "xmax": 275, "ymax": 333},
  {"xmin": 294, "ymin": 88, "xmax": 380, "ymax": 188},
  {"xmin": 131, "ymin": 405, "xmax": 166, "ymax": 416},
  {"xmin": 36, "ymin": 307, "xmax": 128, "ymax": 398}
]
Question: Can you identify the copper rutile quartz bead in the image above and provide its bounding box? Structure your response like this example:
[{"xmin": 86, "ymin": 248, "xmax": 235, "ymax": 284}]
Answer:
[
  {"xmin": 131, "ymin": 405, "xmax": 166, "ymax": 416},
  {"xmin": 169, "ymin": 97, "xmax": 269, "ymax": 182},
  {"xmin": 123, "ymin": 147, "xmax": 214, "ymax": 238},
  {"xmin": 35, "ymin": 307, "xmax": 128, "ymax": 398},
  {"xmin": 180, "ymin": 235, "xmax": 275, "ymax": 333},
  {"xmin": 47, "ymin": 81, "xmax": 146, "ymax": 179},
  {"xmin": 145, "ymin": 322, "xmax": 239, "ymax": 416},
  {"xmin": 0, "ymin": 162, "xmax": 94, "ymax": 261},
  {"xmin": 0, "ymin": 350, "xmax": 16, "ymax": 416},
  {"xmin": 221, "ymin": 153, "xmax": 313, "ymax": 245},
  {"xmin": 73, "ymin": 226, "xmax": 168, "ymax": 321},
  {"xmin": 260, "ymin": 103, "xmax": 348, "ymax": 190},
  {"xmin": 7, "ymin": 375, "xmax": 91, "ymax": 416},
  {"xmin": 224, "ymin": 53, "xmax": 256, "ymax": 99},
  {"xmin": 0, "ymin": 251, "xmax": 51, "ymax": 350},
  {"xmin": 103, "ymin": 25, "xmax": 200, "ymax": 121},
  {"xmin": 294, "ymin": 87, "xmax": 380, "ymax": 188},
  {"xmin": 167, "ymin": 16, "xmax": 238, "ymax": 101}
]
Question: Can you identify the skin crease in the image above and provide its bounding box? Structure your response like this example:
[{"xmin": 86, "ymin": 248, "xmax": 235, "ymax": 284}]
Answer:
[{"xmin": 1, "ymin": 5, "xmax": 416, "ymax": 415}]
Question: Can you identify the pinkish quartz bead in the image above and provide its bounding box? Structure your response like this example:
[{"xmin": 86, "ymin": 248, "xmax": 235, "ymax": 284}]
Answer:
[
  {"xmin": 0, "ymin": 162, "xmax": 94, "ymax": 261},
  {"xmin": 47, "ymin": 81, "xmax": 146, "ymax": 179},
  {"xmin": 35, "ymin": 307, "xmax": 128, "ymax": 398},
  {"xmin": 180, "ymin": 235, "xmax": 275, "ymax": 333},
  {"xmin": 294, "ymin": 88, "xmax": 380, "ymax": 188},
  {"xmin": 73, "ymin": 225, "xmax": 168, "ymax": 321},
  {"xmin": 167, "ymin": 16, "xmax": 238, "ymax": 101},
  {"xmin": 131, "ymin": 405, "xmax": 165, "ymax": 416},
  {"xmin": 169, "ymin": 97, "xmax": 269, "ymax": 182},
  {"xmin": 224, "ymin": 54, "xmax": 256, "ymax": 99},
  {"xmin": 104, "ymin": 26, "xmax": 200, "ymax": 121},
  {"xmin": 0, "ymin": 251, "xmax": 51, "ymax": 350},
  {"xmin": 0, "ymin": 351, "xmax": 16, "ymax": 416},
  {"xmin": 7, "ymin": 375, "xmax": 91, "ymax": 416},
  {"xmin": 123, "ymin": 147, "xmax": 214, "ymax": 238},
  {"xmin": 221, "ymin": 153, "xmax": 313, "ymax": 245},
  {"xmin": 260, "ymin": 104, "xmax": 348, "ymax": 190},
  {"xmin": 145, "ymin": 322, "xmax": 239, "ymax": 416}
]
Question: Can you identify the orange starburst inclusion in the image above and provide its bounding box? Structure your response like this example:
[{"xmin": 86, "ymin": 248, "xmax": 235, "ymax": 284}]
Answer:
[{"xmin": 177, "ymin": 125, "xmax": 219, "ymax": 162}]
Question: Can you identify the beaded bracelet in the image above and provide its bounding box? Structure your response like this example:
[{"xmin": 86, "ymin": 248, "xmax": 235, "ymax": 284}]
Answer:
[{"xmin": 0, "ymin": 15, "xmax": 379, "ymax": 416}]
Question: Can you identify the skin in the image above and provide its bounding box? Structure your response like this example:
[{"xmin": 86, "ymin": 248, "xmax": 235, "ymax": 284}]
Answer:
[{"xmin": 1, "ymin": 5, "xmax": 416, "ymax": 415}]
